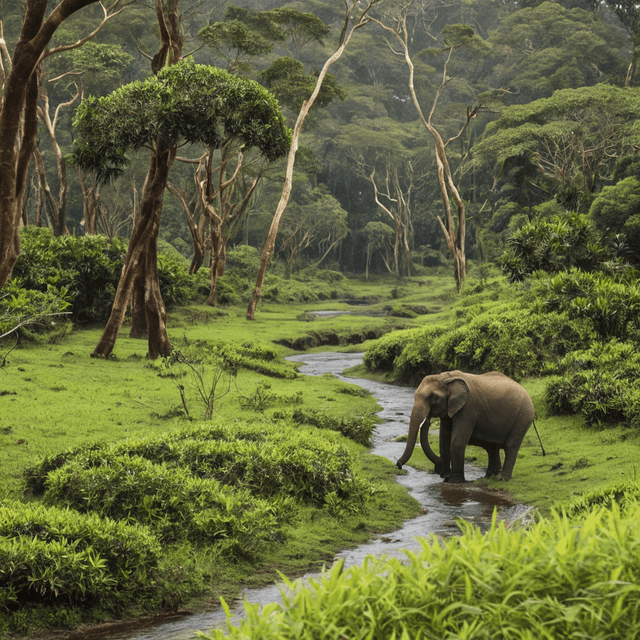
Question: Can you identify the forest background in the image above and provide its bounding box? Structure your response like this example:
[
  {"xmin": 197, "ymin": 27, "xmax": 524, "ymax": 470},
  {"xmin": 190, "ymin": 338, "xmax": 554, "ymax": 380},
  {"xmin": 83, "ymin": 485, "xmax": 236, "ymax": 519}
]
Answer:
[{"xmin": 4, "ymin": 0, "xmax": 640, "ymax": 286}]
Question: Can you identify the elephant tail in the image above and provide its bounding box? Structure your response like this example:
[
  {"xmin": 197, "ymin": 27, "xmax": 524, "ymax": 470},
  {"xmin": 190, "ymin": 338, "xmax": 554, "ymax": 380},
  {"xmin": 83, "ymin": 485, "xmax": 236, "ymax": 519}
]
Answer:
[{"xmin": 532, "ymin": 420, "xmax": 545, "ymax": 456}]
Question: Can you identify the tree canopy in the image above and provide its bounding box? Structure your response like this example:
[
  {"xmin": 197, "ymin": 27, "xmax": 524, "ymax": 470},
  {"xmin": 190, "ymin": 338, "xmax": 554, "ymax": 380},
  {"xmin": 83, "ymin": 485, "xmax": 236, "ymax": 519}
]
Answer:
[{"xmin": 72, "ymin": 59, "xmax": 292, "ymax": 182}]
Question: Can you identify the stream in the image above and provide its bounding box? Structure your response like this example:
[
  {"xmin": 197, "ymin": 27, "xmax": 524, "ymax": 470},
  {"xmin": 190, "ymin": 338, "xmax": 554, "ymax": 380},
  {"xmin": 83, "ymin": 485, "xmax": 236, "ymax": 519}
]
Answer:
[{"xmin": 72, "ymin": 352, "xmax": 527, "ymax": 640}]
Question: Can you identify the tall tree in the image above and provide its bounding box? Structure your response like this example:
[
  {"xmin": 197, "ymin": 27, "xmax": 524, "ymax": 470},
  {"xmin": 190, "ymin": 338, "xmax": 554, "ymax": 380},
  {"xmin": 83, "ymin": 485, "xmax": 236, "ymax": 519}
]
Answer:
[
  {"xmin": 472, "ymin": 84, "xmax": 640, "ymax": 206},
  {"xmin": 0, "ymin": 0, "xmax": 125, "ymax": 289},
  {"xmin": 374, "ymin": 7, "xmax": 492, "ymax": 290},
  {"xmin": 246, "ymin": 0, "xmax": 383, "ymax": 320},
  {"xmin": 73, "ymin": 60, "xmax": 290, "ymax": 357},
  {"xmin": 89, "ymin": 0, "xmax": 183, "ymax": 358}
]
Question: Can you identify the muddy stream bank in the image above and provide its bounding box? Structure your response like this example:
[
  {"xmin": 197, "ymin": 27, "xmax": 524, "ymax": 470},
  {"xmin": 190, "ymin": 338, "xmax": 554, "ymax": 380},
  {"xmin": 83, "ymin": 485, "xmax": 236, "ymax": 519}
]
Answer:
[{"xmin": 69, "ymin": 352, "xmax": 526, "ymax": 640}]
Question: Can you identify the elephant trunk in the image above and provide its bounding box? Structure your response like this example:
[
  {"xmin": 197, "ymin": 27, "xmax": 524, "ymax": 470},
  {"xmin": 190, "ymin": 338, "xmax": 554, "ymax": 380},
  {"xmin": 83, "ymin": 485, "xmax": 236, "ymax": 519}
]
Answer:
[{"xmin": 397, "ymin": 406, "xmax": 442, "ymax": 470}]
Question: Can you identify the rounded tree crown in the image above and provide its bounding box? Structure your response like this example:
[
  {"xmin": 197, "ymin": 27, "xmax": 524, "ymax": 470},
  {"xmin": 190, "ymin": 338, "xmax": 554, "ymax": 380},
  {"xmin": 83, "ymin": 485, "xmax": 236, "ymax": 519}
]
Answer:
[{"xmin": 72, "ymin": 59, "xmax": 291, "ymax": 181}]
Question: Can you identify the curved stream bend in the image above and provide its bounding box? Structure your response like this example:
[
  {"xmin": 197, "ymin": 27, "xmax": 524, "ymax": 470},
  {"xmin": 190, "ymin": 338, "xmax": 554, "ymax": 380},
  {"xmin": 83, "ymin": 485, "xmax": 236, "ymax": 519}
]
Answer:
[{"xmin": 85, "ymin": 352, "xmax": 527, "ymax": 640}]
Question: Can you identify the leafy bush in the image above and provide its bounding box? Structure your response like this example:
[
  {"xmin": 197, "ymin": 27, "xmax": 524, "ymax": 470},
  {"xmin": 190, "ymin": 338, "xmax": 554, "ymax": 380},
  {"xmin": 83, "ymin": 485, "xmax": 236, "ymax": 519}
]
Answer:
[
  {"xmin": 0, "ymin": 501, "xmax": 160, "ymax": 609},
  {"xmin": 42, "ymin": 455, "xmax": 289, "ymax": 555},
  {"xmin": 0, "ymin": 280, "xmax": 72, "ymax": 340},
  {"xmin": 219, "ymin": 343, "xmax": 298, "ymax": 379},
  {"xmin": 12, "ymin": 227, "xmax": 126, "ymax": 324},
  {"xmin": 203, "ymin": 503, "xmax": 640, "ymax": 639},
  {"xmin": 499, "ymin": 212, "xmax": 608, "ymax": 282},
  {"xmin": 362, "ymin": 327, "xmax": 423, "ymax": 373},
  {"xmin": 25, "ymin": 421, "xmax": 370, "ymax": 512},
  {"xmin": 9, "ymin": 227, "xmax": 199, "ymax": 325},
  {"xmin": 291, "ymin": 407, "xmax": 375, "ymax": 446},
  {"xmin": 0, "ymin": 536, "xmax": 115, "ymax": 609},
  {"xmin": 366, "ymin": 304, "xmax": 594, "ymax": 383},
  {"xmin": 561, "ymin": 479, "xmax": 640, "ymax": 518},
  {"xmin": 545, "ymin": 340, "xmax": 640, "ymax": 428},
  {"xmin": 537, "ymin": 268, "xmax": 640, "ymax": 341}
]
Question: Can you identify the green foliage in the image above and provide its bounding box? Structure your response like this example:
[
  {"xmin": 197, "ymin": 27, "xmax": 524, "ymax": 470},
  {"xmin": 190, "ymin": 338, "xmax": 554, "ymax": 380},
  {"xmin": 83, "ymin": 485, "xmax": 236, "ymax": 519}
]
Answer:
[
  {"xmin": 42, "ymin": 454, "xmax": 289, "ymax": 553},
  {"xmin": 473, "ymin": 85, "xmax": 640, "ymax": 213},
  {"xmin": 589, "ymin": 176, "xmax": 640, "ymax": 260},
  {"xmin": 0, "ymin": 501, "xmax": 160, "ymax": 609},
  {"xmin": 0, "ymin": 280, "xmax": 71, "ymax": 341},
  {"xmin": 11, "ymin": 227, "xmax": 125, "ymax": 325},
  {"xmin": 365, "ymin": 301, "xmax": 593, "ymax": 382},
  {"xmin": 537, "ymin": 268, "xmax": 640, "ymax": 340},
  {"xmin": 260, "ymin": 57, "xmax": 344, "ymax": 111},
  {"xmin": 25, "ymin": 421, "xmax": 370, "ymax": 513},
  {"xmin": 499, "ymin": 213, "xmax": 608, "ymax": 282},
  {"xmin": 561, "ymin": 479, "xmax": 640, "ymax": 518},
  {"xmin": 487, "ymin": 2, "xmax": 626, "ymax": 101},
  {"xmin": 211, "ymin": 246, "xmax": 354, "ymax": 306},
  {"xmin": 363, "ymin": 326, "xmax": 425, "ymax": 373},
  {"xmin": 545, "ymin": 340, "xmax": 640, "ymax": 428},
  {"xmin": 8, "ymin": 227, "xmax": 197, "ymax": 325},
  {"xmin": 203, "ymin": 502, "xmax": 640, "ymax": 639},
  {"xmin": 290, "ymin": 407, "xmax": 375, "ymax": 446},
  {"xmin": 157, "ymin": 337, "xmax": 298, "ymax": 379},
  {"xmin": 72, "ymin": 59, "xmax": 291, "ymax": 181}
]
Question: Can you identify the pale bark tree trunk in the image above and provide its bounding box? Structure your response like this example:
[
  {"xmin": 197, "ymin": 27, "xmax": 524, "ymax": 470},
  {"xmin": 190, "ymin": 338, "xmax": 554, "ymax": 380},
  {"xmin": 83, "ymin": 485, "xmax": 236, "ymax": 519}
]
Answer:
[
  {"xmin": 93, "ymin": 0, "xmax": 182, "ymax": 358},
  {"xmin": 0, "ymin": 1, "xmax": 123, "ymax": 289},
  {"xmin": 374, "ymin": 15, "xmax": 480, "ymax": 291},
  {"xmin": 246, "ymin": 0, "xmax": 381, "ymax": 320},
  {"xmin": 77, "ymin": 166, "xmax": 100, "ymax": 235},
  {"xmin": 167, "ymin": 179, "xmax": 207, "ymax": 274},
  {"xmin": 37, "ymin": 74, "xmax": 80, "ymax": 236},
  {"xmin": 364, "ymin": 166, "xmax": 415, "ymax": 276}
]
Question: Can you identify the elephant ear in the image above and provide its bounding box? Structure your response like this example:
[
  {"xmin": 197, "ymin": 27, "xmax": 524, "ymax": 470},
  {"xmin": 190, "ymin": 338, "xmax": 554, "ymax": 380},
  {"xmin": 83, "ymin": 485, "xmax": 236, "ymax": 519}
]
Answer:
[{"xmin": 445, "ymin": 377, "xmax": 469, "ymax": 417}]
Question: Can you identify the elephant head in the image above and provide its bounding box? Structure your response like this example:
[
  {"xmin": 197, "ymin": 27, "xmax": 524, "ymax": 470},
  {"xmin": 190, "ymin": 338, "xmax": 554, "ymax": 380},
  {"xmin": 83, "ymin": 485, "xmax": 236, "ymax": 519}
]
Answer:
[{"xmin": 396, "ymin": 373, "xmax": 469, "ymax": 472}]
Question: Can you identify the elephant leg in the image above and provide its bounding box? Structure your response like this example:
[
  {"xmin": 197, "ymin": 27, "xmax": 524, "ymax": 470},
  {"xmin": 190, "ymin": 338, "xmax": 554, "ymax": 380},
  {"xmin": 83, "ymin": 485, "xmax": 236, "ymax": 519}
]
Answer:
[
  {"xmin": 484, "ymin": 444, "xmax": 502, "ymax": 478},
  {"xmin": 499, "ymin": 446, "xmax": 519, "ymax": 480},
  {"xmin": 499, "ymin": 427, "xmax": 528, "ymax": 480},
  {"xmin": 438, "ymin": 417, "xmax": 452, "ymax": 479},
  {"xmin": 445, "ymin": 427, "xmax": 469, "ymax": 483}
]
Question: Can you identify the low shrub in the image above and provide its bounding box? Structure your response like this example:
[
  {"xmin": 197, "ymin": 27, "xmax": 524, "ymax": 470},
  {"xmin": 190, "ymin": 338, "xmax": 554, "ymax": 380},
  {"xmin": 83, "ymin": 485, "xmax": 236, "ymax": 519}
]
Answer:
[
  {"xmin": 0, "ymin": 280, "xmax": 72, "ymax": 341},
  {"xmin": 0, "ymin": 501, "xmax": 160, "ymax": 609},
  {"xmin": 25, "ymin": 421, "xmax": 370, "ymax": 513},
  {"xmin": 362, "ymin": 327, "xmax": 422, "ymax": 373},
  {"xmin": 538, "ymin": 268, "xmax": 640, "ymax": 341},
  {"xmin": 220, "ymin": 344, "xmax": 298, "ymax": 379},
  {"xmin": 291, "ymin": 407, "xmax": 375, "ymax": 446},
  {"xmin": 202, "ymin": 502, "xmax": 640, "ymax": 639},
  {"xmin": 0, "ymin": 537, "xmax": 114, "ymax": 609},
  {"xmin": 545, "ymin": 340, "xmax": 640, "ymax": 428},
  {"xmin": 433, "ymin": 308, "xmax": 594, "ymax": 379},
  {"xmin": 152, "ymin": 338, "xmax": 296, "ymax": 379},
  {"xmin": 366, "ymin": 305, "xmax": 594, "ymax": 383},
  {"xmin": 42, "ymin": 455, "xmax": 289, "ymax": 555},
  {"xmin": 561, "ymin": 479, "xmax": 640, "ymax": 519}
]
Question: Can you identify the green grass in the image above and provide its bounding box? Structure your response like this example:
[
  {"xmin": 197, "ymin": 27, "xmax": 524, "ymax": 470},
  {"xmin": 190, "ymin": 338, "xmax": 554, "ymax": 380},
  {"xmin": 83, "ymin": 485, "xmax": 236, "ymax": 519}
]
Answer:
[
  {"xmin": 0, "ymin": 281, "xmax": 427, "ymax": 636},
  {"xmin": 3, "ymin": 270, "xmax": 640, "ymax": 636}
]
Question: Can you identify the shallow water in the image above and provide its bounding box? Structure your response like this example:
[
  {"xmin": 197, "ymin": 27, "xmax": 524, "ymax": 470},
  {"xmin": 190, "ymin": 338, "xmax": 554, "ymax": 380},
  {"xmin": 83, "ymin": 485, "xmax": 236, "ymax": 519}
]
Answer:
[{"xmin": 69, "ymin": 352, "xmax": 525, "ymax": 640}]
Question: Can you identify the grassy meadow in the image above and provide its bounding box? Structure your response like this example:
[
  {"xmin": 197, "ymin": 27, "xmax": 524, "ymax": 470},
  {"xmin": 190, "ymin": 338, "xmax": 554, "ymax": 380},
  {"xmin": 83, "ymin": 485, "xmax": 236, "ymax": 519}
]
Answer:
[{"xmin": 3, "ymin": 269, "xmax": 640, "ymax": 638}]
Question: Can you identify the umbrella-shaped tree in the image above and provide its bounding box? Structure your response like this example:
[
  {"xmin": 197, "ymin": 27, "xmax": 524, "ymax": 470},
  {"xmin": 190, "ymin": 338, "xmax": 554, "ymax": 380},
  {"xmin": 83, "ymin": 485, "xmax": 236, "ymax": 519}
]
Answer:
[{"xmin": 73, "ymin": 59, "xmax": 291, "ymax": 358}]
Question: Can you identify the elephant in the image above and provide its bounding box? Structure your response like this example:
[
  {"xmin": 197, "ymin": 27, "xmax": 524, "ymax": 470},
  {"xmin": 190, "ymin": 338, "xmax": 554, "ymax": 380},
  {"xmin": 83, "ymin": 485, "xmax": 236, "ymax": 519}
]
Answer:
[{"xmin": 396, "ymin": 370, "xmax": 535, "ymax": 483}]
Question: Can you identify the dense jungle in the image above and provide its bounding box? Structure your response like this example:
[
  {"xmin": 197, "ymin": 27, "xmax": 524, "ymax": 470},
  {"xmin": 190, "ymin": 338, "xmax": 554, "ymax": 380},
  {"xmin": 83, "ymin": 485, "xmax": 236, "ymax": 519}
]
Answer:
[{"xmin": 2, "ymin": 0, "xmax": 640, "ymax": 637}]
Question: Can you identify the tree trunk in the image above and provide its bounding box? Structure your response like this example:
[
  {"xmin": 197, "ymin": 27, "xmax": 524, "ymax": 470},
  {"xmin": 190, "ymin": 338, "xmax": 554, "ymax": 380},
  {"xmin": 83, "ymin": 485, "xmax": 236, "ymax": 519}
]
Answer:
[
  {"xmin": 205, "ymin": 222, "xmax": 223, "ymax": 306},
  {"xmin": 77, "ymin": 167, "xmax": 99, "ymax": 234},
  {"xmin": 246, "ymin": 1, "xmax": 374, "ymax": 319},
  {"xmin": 92, "ymin": 0, "xmax": 181, "ymax": 358},
  {"xmin": 0, "ymin": 61, "xmax": 39, "ymax": 288},
  {"xmin": 92, "ymin": 142, "xmax": 174, "ymax": 358},
  {"xmin": 0, "ymin": 0, "xmax": 115, "ymax": 288}
]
